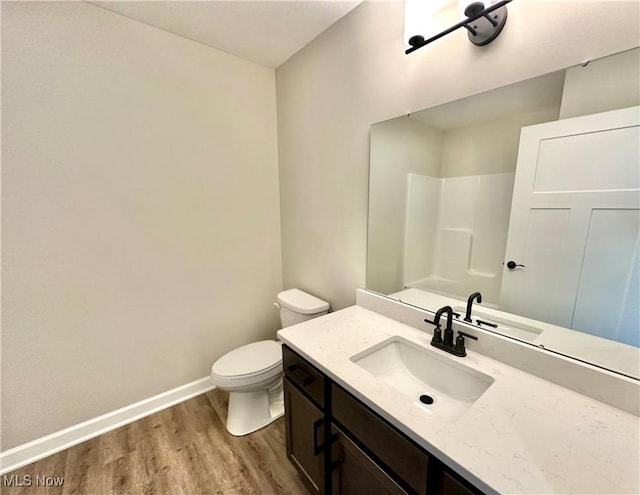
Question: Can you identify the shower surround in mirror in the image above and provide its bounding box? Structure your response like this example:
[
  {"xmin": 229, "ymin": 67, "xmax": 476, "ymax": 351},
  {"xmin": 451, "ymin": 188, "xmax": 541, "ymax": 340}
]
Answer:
[
  {"xmin": 368, "ymin": 76, "xmax": 561, "ymax": 299},
  {"xmin": 403, "ymin": 172, "xmax": 514, "ymax": 305}
]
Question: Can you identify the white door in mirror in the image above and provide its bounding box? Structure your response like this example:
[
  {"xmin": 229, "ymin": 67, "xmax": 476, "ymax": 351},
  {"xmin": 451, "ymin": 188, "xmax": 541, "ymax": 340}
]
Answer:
[{"xmin": 501, "ymin": 106, "xmax": 640, "ymax": 346}]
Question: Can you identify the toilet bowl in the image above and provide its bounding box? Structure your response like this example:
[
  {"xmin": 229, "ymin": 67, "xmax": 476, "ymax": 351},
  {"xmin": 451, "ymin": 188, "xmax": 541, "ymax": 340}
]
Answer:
[{"xmin": 210, "ymin": 289, "xmax": 329, "ymax": 436}]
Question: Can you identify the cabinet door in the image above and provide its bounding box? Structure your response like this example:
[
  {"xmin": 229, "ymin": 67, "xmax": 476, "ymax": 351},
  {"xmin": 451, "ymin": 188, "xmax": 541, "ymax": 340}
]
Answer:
[
  {"xmin": 331, "ymin": 425, "xmax": 408, "ymax": 495},
  {"xmin": 438, "ymin": 470, "xmax": 483, "ymax": 495},
  {"xmin": 284, "ymin": 377, "xmax": 325, "ymax": 494}
]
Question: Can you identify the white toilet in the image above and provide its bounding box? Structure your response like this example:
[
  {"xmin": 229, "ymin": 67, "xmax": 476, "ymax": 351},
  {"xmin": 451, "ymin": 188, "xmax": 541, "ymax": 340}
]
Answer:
[{"xmin": 210, "ymin": 289, "xmax": 329, "ymax": 436}]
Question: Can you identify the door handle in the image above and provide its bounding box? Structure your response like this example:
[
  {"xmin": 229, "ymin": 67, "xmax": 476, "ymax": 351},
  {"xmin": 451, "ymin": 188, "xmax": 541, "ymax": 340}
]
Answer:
[
  {"xmin": 330, "ymin": 453, "xmax": 342, "ymax": 495},
  {"xmin": 505, "ymin": 260, "xmax": 525, "ymax": 270},
  {"xmin": 312, "ymin": 419, "xmax": 338, "ymax": 456},
  {"xmin": 330, "ymin": 452, "xmax": 342, "ymax": 472},
  {"xmin": 312, "ymin": 419, "xmax": 324, "ymax": 455}
]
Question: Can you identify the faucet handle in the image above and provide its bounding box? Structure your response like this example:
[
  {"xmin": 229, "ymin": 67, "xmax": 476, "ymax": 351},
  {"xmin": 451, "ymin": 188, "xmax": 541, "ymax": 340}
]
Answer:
[
  {"xmin": 454, "ymin": 334, "xmax": 466, "ymax": 356},
  {"xmin": 424, "ymin": 318, "xmax": 443, "ymax": 344},
  {"xmin": 454, "ymin": 331, "xmax": 478, "ymax": 356}
]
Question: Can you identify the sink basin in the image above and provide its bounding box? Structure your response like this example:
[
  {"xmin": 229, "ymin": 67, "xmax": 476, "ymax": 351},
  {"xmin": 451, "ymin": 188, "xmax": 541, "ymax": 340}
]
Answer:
[
  {"xmin": 351, "ymin": 337, "xmax": 494, "ymax": 421},
  {"xmin": 452, "ymin": 306, "xmax": 543, "ymax": 343}
]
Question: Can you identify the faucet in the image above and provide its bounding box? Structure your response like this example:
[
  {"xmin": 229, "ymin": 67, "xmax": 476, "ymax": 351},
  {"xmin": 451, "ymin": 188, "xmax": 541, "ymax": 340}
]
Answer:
[
  {"xmin": 464, "ymin": 292, "xmax": 482, "ymax": 322},
  {"xmin": 425, "ymin": 305, "xmax": 478, "ymax": 357},
  {"xmin": 434, "ymin": 305, "xmax": 455, "ymax": 347}
]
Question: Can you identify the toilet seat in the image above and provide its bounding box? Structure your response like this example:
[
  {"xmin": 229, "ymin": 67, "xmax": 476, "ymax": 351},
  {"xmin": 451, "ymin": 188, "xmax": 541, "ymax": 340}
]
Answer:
[{"xmin": 211, "ymin": 340, "xmax": 282, "ymax": 389}]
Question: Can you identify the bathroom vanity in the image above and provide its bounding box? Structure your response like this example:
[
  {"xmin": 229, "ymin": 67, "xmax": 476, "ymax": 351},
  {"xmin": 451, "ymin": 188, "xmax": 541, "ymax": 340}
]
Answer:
[
  {"xmin": 277, "ymin": 291, "xmax": 640, "ymax": 495},
  {"xmin": 283, "ymin": 344, "xmax": 478, "ymax": 495}
]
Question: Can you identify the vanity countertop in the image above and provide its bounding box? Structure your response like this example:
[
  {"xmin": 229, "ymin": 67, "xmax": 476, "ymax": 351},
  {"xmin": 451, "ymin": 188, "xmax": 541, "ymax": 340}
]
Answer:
[{"xmin": 277, "ymin": 305, "xmax": 640, "ymax": 495}]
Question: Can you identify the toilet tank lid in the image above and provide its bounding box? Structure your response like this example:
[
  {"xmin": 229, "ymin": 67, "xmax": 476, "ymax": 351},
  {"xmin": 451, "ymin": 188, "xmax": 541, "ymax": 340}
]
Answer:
[{"xmin": 277, "ymin": 289, "xmax": 329, "ymax": 315}]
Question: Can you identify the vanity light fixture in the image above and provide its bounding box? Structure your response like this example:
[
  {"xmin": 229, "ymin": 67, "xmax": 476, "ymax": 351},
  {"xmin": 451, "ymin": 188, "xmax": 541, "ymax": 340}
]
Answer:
[
  {"xmin": 403, "ymin": 0, "xmax": 452, "ymax": 50},
  {"xmin": 405, "ymin": 0, "xmax": 512, "ymax": 54}
]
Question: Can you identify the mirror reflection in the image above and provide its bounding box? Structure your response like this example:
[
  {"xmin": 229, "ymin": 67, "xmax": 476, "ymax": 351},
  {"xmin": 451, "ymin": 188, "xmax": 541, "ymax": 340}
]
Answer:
[{"xmin": 367, "ymin": 48, "xmax": 640, "ymax": 378}]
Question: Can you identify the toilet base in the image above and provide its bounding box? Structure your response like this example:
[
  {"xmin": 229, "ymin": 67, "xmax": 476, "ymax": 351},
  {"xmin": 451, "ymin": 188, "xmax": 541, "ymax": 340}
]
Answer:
[{"xmin": 225, "ymin": 381, "xmax": 284, "ymax": 436}]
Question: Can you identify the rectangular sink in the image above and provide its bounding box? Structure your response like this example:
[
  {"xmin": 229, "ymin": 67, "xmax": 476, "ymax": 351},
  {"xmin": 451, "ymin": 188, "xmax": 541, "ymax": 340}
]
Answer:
[
  {"xmin": 452, "ymin": 306, "xmax": 543, "ymax": 343},
  {"xmin": 351, "ymin": 337, "xmax": 494, "ymax": 421}
]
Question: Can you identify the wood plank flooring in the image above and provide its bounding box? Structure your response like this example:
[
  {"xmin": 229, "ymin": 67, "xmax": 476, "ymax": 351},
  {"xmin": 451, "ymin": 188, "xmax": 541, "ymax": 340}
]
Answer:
[{"xmin": 1, "ymin": 389, "xmax": 309, "ymax": 495}]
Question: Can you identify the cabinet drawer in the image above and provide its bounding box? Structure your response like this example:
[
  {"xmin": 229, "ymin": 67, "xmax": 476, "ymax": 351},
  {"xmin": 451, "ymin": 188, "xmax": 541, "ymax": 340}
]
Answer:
[
  {"xmin": 283, "ymin": 346, "xmax": 325, "ymax": 409},
  {"xmin": 332, "ymin": 383, "xmax": 430, "ymax": 495}
]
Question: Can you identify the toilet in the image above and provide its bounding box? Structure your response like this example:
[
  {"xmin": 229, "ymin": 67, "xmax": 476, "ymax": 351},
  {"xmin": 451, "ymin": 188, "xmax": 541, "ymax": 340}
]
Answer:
[{"xmin": 210, "ymin": 289, "xmax": 329, "ymax": 436}]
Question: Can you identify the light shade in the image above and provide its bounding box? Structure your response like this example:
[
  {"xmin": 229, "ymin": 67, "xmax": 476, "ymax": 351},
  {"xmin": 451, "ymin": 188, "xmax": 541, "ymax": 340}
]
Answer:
[
  {"xmin": 404, "ymin": 0, "xmax": 453, "ymax": 48},
  {"xmin": 458, "ymin": 0, "xmax": 492, "ymax": 18}
]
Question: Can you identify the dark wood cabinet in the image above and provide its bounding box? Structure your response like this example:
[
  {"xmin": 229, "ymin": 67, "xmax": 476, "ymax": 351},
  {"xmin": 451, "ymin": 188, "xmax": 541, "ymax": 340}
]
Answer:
[
  {"xmin": 283, "ymin": 344, "xmax": 325, "ymax": 409},
  {"xmin": 438, "ymin": 470, "xmax": 480, "ymax": 495},
  {"xmin": 332, "ymin": 383, "xmax": 430, "ymax": 495},
  {"xmin": 284, "ymin": 377, "xmax": 325, "ymax": 494},
  {"xmin": 330, "ymin": 425, "xmax": 408, "ymax": 495},
  {"xmin": 282, "ymin": 346, "xmax": 484, "ymax": 495}
]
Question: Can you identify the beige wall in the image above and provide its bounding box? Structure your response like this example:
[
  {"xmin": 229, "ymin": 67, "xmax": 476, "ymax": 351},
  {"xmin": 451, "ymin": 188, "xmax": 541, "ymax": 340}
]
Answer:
[
  {"xmin": 276, "ymin": 0, "xmax": 640, "ymax": 310},
  {"xmin": 1, "ymin": 2, "xmax": 281, "ymax": 449},
  {"xmin": 367, "ymin": 118, "xmax": 443, "ymax": 294},
  {"xmin": 441, "ymin": 107, "xmax": 560, "ymax": 177},
  {"xmin": 560, "ymin": 47, "xmax": 640, "ymax": 119}
]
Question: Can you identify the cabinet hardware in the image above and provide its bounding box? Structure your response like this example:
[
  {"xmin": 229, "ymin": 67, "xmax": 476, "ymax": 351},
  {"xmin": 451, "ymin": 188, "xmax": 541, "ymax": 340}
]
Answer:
[
  {"xmin": 286, "ymin": 364, "xmax": 314, "ymax": 387},
  {"xmin": 312, "ymin": 419, "xmax": 324, "ymax": 455}
]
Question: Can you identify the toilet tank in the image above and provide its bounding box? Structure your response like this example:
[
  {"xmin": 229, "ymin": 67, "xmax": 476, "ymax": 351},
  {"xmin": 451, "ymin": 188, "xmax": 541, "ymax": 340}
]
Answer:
[{"xmin": 276, "ymin": 289, "xmax": 330, "ymax": 328}]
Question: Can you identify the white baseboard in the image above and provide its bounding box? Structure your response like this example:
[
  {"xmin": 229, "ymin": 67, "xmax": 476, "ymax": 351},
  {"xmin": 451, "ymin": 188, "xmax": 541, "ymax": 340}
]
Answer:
[{"xmin": 0, "ymin": 377, "xmax": 216, "ymax": 475}]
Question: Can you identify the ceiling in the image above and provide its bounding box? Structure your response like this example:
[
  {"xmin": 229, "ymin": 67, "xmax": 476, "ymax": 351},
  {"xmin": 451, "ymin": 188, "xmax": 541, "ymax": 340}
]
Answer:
[
  {"xmin": 409, "ymin": 71, "xmax": 566, "ymax": 131},
  {"xmin": 89, "ymin": 0, "xmax": 362, "ymax": 69}
]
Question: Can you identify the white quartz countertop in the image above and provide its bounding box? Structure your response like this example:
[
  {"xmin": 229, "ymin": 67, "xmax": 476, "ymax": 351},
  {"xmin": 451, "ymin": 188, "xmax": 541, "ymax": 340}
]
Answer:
[{"xmin": 277, "ymin": 306, "xmax": 640, "ymax": 495}]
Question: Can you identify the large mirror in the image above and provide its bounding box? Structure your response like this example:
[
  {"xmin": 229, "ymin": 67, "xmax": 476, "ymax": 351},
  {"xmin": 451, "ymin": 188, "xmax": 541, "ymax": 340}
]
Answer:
[{"xmin": 367, "ymin": 48, "xmax": 640, "ymax": 379}]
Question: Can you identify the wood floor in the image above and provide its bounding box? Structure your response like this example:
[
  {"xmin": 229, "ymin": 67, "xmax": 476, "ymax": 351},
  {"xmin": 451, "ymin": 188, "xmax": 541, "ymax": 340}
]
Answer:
[{"xmin": 1, "ymin": 389, "xmax": 309, "ymax": 495}]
